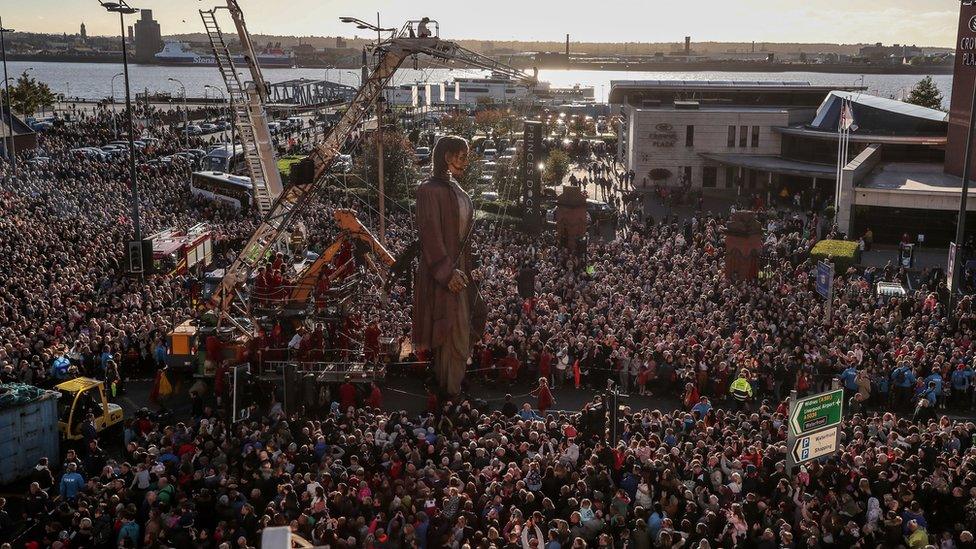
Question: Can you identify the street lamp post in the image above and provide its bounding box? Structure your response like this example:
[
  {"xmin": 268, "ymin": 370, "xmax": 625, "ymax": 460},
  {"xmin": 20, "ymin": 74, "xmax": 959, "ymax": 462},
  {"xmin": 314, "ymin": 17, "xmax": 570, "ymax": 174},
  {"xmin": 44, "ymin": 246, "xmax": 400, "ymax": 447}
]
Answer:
[
  {"xmin": 953, "ymin": 77, "xmax": 976, "ymax": 298},
  {"xmin": 99, "ymin": 0, "xmax": 142, "ymax": 254},
  {"xmin": 111, "ymin": 72, "xmax": 123, "ymax": 138},
  {"xmin": 168, "ymin": 77, "xmax": 189, "ymax": 149},
  {"xmin": 0, "ymin": 18, "xmax": 16, "ymax": 175},
  {"xmin": 205, "ymin": 84, "xmax": 232, "ymax": 148}
]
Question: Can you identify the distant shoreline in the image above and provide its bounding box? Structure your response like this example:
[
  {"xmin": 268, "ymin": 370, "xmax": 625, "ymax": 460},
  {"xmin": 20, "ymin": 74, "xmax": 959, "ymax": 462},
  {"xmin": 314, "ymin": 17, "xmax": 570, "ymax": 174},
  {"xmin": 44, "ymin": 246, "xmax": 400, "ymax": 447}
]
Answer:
[
  {"xmin": 7, "ymin": 53, "xmax": 952, "ymax": 75},
  {"xmin": 522, "ymin": 61, "xmax": 953, "ymax": 75}
]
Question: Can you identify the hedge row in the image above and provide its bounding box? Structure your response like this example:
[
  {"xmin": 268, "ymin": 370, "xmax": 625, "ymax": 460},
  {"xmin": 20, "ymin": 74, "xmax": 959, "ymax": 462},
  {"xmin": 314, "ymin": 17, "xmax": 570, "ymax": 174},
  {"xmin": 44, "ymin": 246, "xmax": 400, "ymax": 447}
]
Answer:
[{"xmin": 810, "ymin": 239, "xmax": 861, "ymax": 273}]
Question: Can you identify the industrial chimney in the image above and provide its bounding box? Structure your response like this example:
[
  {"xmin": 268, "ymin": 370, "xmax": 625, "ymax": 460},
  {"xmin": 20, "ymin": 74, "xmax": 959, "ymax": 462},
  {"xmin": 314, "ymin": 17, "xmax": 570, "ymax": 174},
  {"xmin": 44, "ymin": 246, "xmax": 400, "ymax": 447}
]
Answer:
[
  {"xmin": 684, "ymin": 36, "xmax": 691, "ymax": 55},
  {"xmin": 566, "ymin": 34, "xmax": 570, "ymax": 68}
]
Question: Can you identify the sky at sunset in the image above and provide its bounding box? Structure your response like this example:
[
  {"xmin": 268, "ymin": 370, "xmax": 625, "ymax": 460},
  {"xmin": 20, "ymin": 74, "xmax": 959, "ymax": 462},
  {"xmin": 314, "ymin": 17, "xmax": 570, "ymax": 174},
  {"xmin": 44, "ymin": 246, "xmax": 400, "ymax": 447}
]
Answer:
[{"xmin": 5, "ymin": 0, "xmax": 962, "ymax": 47}]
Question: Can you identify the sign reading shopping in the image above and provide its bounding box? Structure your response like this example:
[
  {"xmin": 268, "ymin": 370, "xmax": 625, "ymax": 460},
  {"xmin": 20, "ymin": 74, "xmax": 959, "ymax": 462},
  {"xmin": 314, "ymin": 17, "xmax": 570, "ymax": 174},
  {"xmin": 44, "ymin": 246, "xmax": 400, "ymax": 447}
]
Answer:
[
  {"xmin": 791, "ymin": 427, "xmax": 839, "ymax": 463},
  {"xmin": 786, "ymin": 388, "xmax": 844, "ymax": 469},
  {"xmin": 789, "ymin": 389, "xmax": 843, "ymax": 434}
]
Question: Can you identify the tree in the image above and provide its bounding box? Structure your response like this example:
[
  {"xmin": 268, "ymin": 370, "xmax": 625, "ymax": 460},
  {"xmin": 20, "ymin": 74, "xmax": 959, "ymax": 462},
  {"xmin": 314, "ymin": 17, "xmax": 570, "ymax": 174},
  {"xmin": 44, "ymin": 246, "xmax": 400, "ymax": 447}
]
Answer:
[
  {"xmin": 474, "ymin": 109, "xmax": 504, "ymax": 136},
  {"xmin": 905, "ymin": 76, "xmax": 944, "ymax": 110},
  {"xmin": 3, "ymin": 71, "xmax": 56, "ymax": 117},
  {"xmin": 439, "ymin": 111, "xmax": 474, "ymax": 140},
  {"xmin": 569, "ymin": 116, "xmax": 594, "ymax": 137},
  {"xmin": 543, "ymin": 149, "xmax": 571, "ymax": 187},
  {"xmin": 354, "ymin": 127, "xmax": 420, "ymax": 203}
]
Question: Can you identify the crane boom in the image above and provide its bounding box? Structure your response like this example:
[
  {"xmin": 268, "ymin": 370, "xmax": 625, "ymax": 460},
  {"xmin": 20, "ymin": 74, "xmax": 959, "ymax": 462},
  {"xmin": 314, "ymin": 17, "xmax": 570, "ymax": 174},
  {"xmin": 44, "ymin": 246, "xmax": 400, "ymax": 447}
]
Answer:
[{"xmin": 209, "ymin": 18, "xmax": 537, "ymax": 328}]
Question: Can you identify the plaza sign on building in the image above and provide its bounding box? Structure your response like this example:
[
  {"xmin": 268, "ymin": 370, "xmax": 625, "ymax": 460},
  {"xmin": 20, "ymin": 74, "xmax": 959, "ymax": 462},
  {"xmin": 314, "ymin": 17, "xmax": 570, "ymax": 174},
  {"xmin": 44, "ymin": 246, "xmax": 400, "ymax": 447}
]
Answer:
[
  {"xmin": 648, "ymin": 123, "xmax": 678, "ymax": 147},
  {"xmin": 787, "ymin": 388, "xmax": 843, "ymax": 470}
]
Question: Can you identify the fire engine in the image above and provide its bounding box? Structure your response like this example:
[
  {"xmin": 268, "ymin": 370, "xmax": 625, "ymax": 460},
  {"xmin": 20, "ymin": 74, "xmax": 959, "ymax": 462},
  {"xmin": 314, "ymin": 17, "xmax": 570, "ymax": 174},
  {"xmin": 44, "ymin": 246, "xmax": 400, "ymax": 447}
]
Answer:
[{"xmin": 149, "ymin": 223, "xmax": 214, "ymax": 276}]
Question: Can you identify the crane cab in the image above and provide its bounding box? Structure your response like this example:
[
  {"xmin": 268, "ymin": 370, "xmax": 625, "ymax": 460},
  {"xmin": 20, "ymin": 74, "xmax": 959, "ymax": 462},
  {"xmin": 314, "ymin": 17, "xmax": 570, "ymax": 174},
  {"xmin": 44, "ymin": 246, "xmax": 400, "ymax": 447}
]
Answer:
[{"xmin": 55, "ymin": 377, "xmax": 124, "ymax": 441}]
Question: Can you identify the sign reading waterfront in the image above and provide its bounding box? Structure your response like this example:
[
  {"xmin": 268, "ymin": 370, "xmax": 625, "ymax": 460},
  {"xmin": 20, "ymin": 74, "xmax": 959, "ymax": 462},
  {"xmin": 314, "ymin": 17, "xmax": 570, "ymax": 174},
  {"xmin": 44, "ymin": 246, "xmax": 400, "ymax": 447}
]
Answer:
[
  {"xmin": 787, "ymin": 388, "xmax": 844, "ymax": 471},
  {"xmin": 789, "ymin": 389, "xmax": 843, "ymax": 434},
  {"xmin": 791, "ymin": 427, "xmax": 839, "ymax": 463}
]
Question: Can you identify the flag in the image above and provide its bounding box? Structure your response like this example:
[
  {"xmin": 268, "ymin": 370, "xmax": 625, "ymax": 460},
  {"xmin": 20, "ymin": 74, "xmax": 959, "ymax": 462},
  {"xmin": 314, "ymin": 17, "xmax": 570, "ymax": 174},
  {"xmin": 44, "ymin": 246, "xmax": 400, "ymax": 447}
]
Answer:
[
  {"xmin": 573, "ymin": 359, "xmax": 581, "ymax": 388},
  {"xmin": 424, "ymin": 83, "xmax": 432, "ymax": 106},
  {"xmin": 839, "ymin": 100, "xmax": 857, "ymax": 132},
  {"xmin": 454, "ymin": 81, "xmax": 460, "ymax": 101},
  {"xmin": 439, "ymin": 82, "xmax": 446, "ymax": 102},
  {"xmin": 411, "ymin": 85, "xmax": 418, "ymax": 107}
]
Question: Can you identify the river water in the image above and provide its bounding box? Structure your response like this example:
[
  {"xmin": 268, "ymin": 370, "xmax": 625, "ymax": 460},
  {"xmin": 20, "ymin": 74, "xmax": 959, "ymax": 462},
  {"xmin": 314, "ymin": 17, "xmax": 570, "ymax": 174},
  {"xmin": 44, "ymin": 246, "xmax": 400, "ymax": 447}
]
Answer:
[{"xmin": 5, "ymin": 60, "xmax": 954, "ymax": 107}]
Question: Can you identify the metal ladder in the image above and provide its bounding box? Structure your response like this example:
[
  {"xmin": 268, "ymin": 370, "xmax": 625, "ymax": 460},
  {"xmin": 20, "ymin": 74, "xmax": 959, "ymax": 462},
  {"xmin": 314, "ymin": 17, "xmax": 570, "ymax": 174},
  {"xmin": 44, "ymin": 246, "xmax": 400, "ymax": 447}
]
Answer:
[{"xmin": 199, "ymin": 8, "xmax": 278, "ymax": 215}]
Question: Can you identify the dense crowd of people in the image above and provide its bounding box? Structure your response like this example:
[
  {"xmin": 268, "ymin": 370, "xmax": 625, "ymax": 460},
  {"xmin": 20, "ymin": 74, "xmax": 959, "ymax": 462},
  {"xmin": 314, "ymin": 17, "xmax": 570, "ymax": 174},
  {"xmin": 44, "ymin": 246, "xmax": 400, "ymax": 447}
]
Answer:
[{"xmin": 3, "ymin": 110, "xmax": 976, "ymax": 549}]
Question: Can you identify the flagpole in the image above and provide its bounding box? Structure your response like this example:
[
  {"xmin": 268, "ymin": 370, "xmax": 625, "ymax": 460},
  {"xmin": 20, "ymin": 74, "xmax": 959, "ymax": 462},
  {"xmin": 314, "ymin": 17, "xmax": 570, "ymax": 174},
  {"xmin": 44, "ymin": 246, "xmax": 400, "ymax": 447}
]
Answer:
[
  {"xmin": 841, "ymin": 99, "xmax": 848, "ymax": 216},
  {"xmin": 834, "ymin": 97, "xmax": 844, "ymax": 215}
]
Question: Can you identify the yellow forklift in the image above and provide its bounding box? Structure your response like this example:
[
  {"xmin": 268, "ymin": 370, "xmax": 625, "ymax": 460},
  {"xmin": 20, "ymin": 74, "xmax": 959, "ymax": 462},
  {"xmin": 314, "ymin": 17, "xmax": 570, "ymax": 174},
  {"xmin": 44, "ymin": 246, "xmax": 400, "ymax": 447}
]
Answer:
[{"xmin": 54, "ymin": 377, "xmax": 124, "ymax": 441}]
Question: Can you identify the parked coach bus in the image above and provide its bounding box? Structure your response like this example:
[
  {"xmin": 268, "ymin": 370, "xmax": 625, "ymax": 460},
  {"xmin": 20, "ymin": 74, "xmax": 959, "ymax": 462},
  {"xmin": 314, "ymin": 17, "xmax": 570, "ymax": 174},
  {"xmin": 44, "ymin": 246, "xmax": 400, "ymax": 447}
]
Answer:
[
  {"xmin": 202, "ymin": 144, "xmax": 245, "ymax": 173},
  {"xmin": 190, "ymin": 171, "xmax": 252, "ymax": 211}
]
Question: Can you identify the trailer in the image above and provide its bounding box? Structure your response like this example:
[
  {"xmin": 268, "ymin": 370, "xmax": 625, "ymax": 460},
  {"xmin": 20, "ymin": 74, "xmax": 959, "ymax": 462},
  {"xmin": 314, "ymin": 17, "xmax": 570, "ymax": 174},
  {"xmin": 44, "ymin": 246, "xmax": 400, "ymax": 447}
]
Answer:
[{"xmin": 0, "ymin": 385, "xmax": 60, "ymax": 485}]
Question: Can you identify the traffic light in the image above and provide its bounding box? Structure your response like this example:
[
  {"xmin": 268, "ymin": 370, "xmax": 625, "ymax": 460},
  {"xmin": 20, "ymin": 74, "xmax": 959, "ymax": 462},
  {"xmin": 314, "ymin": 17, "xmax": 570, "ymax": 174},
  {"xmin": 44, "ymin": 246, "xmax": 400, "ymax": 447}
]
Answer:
[
  {"xmin": 127, "ymin": 240, "xmax": 144, "ymax": 274},
  {"xmin": 231, "ymin": 364, "xmax": 252, "ymax": 423},
  {"xmin": 127, "ymin": 240, "xmax": 154, "ymax": 274}
]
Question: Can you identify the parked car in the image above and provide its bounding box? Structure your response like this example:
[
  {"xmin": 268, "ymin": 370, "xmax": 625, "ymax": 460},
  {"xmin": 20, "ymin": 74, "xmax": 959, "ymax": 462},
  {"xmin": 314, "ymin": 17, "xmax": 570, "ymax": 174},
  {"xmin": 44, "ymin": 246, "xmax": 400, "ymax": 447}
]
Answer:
[
  {"xmin": 100, "ymin": 146, "xmax": 123, "ymax": 158},
  {"xmin": 185, "ymin": 125, "xmax": 203, "ymax": 135},
  {"xmin": 586, "ymin": 199, "xmax": 617, "ymax": 222},
  {"xmin": 415, "ymin": 146, "xmax": 431, "ymax": 165},
  {"xmin": 70, "ymin": 148, "xmax": 107, "ymax": 161},
  {"xmin": 199, "ymin": 123, "xmax": 217, "ymax": 133},
  {"xmin": 183, "ymin": 148, "xmax": 208, "ymax": 160},
  {"xmin": 483, "ymin": 148, "xmax": 498, "ymax": 161}
]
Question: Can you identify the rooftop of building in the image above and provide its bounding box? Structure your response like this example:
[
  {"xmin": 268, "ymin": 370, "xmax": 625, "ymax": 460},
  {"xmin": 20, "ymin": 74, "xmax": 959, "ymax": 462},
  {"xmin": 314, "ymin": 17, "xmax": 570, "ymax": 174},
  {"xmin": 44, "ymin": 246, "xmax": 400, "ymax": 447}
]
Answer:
[
  {"xmin": 609, "ymin": 80, "xmax": 857, "ymax": 91},
  {"xmin": 608, "ymin": 80, "xmax": 866, "ymax": 106},
  {"xmin": 811, "ymin": 90, "xmax": 948, "ymax": 128},
  {"xmin": 859, "ymin": 162, "xmax": 964, "ymax": 193},
  {"xmin": 632, "ymin": 104, "xmax": 792, "ymax": 113},
  {"xmin": 699, "ymin": 153, "xmax": 837, "ymax": 179},
  {"xmin": 0, "ymin": 106, "xmax": 36, "ymax": 137}
]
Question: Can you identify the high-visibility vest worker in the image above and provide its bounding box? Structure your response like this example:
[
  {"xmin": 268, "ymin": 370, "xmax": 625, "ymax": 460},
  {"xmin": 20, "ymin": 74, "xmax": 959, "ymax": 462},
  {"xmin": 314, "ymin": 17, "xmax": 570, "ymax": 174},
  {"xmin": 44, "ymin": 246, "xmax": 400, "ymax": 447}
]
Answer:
[{"xmin": 730, "ymin": 376, "xmax": 753, "ymax": 401}]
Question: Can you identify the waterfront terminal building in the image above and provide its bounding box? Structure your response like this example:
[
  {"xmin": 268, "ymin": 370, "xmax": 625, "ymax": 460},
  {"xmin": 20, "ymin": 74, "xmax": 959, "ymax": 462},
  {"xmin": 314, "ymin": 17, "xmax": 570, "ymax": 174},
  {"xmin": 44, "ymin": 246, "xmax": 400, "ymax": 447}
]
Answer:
[{"xmin": 611, "ymin": 80, "xmax": 952, "ymax": 244}]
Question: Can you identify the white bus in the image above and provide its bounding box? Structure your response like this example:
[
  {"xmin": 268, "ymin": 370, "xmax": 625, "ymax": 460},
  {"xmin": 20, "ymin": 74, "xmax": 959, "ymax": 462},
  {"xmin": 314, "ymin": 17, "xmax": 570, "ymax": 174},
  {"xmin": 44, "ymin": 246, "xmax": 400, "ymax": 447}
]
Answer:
[
  {"xmin": 190, "ymin": 171, "xmax": 253, "ymax": 211},
  {"xmin": 202, "ymin": 144, "xmax": 245, "ymax": 173}
]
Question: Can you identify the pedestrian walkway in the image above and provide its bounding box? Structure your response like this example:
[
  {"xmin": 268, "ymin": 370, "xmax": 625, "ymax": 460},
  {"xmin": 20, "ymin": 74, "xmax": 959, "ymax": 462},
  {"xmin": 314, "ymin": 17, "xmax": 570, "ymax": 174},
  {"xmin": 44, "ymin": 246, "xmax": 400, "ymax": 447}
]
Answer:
[{"xmin": 861, "ymin": 244, "xmax": 947, "ymax": 271}]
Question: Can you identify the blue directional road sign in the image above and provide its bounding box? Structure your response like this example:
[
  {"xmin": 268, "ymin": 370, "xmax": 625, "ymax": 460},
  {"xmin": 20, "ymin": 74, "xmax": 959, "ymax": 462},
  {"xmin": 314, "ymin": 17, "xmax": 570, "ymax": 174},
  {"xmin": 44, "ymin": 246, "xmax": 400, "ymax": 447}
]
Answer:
[{"xmin": 816, "ymin": 261, "xmax": 833, "ymax": 299}]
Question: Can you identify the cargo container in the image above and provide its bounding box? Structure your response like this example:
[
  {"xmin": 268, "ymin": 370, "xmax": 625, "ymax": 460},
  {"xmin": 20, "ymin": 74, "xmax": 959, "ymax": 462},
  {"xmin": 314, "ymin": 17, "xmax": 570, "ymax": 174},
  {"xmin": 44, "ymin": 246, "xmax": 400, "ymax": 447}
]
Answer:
[{"xmin": 0, "ymin": 386, "xmax": 60, "ymax": 485}]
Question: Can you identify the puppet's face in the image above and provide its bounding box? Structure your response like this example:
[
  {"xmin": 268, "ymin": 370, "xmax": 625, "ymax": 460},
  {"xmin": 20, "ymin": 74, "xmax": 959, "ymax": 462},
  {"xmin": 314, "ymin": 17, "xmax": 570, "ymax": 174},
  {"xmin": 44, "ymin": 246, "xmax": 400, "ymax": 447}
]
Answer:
[{"xmin": 446, "ymin": 148, "xmax": 469, "ymax": 178}]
